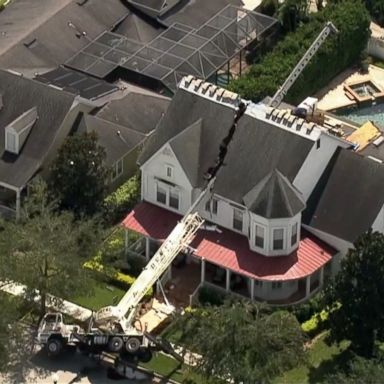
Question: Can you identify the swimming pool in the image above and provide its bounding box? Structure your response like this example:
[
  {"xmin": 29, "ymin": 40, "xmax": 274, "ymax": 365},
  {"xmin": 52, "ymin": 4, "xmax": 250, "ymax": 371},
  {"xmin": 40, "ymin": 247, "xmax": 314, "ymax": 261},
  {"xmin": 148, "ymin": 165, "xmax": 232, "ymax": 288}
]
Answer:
[{"xmin": 335, "ymin": 102, "xmax": 384, "ymax": 128}]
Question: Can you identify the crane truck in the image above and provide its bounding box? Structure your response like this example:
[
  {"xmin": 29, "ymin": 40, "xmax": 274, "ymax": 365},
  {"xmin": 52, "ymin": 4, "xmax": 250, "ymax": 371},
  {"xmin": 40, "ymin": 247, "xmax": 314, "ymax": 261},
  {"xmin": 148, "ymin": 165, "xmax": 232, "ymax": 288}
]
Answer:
[{"xmin": 36, "ymin": 97, "xmax": 249, "ymax": 364}]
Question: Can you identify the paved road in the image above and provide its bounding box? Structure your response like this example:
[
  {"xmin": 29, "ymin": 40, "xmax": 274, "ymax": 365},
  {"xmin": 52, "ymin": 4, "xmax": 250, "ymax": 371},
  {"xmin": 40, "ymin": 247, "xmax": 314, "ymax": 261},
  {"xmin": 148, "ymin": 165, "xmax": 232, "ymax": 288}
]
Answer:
[{"xmin": 0, "ymin": 347, "xmax": 170, "ymax": 384}]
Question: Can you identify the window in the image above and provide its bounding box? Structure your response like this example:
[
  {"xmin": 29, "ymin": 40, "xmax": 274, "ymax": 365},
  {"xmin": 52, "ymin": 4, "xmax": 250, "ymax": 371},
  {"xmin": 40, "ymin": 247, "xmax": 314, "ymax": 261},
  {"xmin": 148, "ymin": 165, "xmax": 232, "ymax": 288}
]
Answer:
[
  {"xmin": 156, "ymin": 184, "xmax": 167, "ymax": 204},
  {"xmin": 272, "ymin": 281, "xmax": 282, "ymax": 290},
  {"xmin": 291, "ymin": 223, "xmax": 298, "ymax": 246},
  {"xmin": 273, "ymin": 228, "xmax": 284, "ymax": 250},
  {"xmin": 233, "ymin": 209, "xmax": 243, "ymax": 231},
  {"xmin": 5, "ymin": 131, "xmax": 17, "ymax": 153},
  {"xmin": 255, "ymin": 225, "xmax": 265, "ymax": 248},
  {"xmin": 169, "ymin": 189, "xmax": 179, "ymax": 210},
  {"xmin": 156, "ymin": 182, "xmax": 180, "ymax": 210},
  {"xmin": 166, "ymin": 165, "xmax": 173, "ymax": 178},
  {"xmin": 205, "ymin": 198, "xmax": 218, "ymax": 215},
  {"xmin": 111, "ymin": 159, "xmax": 123, "ymax": 180},
  {"xmin": 255, "ymin": 280, "xmax": 263, "ymax": 287}
]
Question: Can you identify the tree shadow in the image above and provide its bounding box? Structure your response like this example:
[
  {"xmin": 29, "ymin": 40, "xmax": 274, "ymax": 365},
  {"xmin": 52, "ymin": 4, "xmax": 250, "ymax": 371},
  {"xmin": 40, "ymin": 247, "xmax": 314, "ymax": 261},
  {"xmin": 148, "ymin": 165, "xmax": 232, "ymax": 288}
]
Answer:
[{"xmin": 308, "ymin": 347, "xmax": 354, "ymax": 383}]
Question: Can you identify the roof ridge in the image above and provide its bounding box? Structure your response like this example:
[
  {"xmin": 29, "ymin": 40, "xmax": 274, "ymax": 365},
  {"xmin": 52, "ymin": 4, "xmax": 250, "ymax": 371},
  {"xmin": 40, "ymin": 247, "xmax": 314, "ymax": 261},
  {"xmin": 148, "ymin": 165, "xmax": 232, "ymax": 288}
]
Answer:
[{"xmin": 275, "ymin": 169, "xmax": 294, "ymax": 217}]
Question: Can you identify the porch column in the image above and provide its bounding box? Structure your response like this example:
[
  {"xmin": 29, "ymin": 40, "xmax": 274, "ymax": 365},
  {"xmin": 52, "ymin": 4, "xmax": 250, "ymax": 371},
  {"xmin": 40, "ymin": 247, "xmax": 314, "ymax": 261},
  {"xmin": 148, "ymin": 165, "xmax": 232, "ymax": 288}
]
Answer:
[
  {"xmin": 226, "ymin": 269, "xmax": 231, "ymax": 292},
  {"xmin": 145, "ymin": 237, "xmax": 150, "ymax": 261},
  {"xmin": 201, "ymin": 259, "xmax": 206, "ymax": 283},
  {"xmin": 250, "ymin": 278, "xmax": 255, "ymax": 301},
  {"xmin": 320, "ymin": 267, "xmax": 324, "ymax": 287},
  {"xmin": 15, "ymin": 188, "xmax": 21, "ymax": 221},
  {"xmin": 124, "ymin": 229, "xmax": 129, "ymax": 255},
  {"xmin": 305, "ymin": 275, "xmax": 311, "ymax": 298}
]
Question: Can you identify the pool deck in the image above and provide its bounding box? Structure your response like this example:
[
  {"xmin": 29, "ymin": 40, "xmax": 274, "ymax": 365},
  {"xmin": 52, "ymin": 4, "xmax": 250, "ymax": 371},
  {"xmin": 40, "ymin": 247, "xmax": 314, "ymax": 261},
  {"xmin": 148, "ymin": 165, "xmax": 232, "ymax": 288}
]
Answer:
[{"xmin": 316, "ymin": 65, "xmax": 384, "ymax": 111}]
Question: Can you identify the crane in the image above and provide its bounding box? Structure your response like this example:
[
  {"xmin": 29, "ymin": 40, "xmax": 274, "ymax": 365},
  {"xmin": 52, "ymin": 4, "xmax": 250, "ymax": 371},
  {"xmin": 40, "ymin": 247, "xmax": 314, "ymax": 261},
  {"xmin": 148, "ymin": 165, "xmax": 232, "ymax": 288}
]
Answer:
[
  {"xmin": 268, "ymin": 21, "xmax": 339, "ymax": 108},
  {"xmin": 36, "ymin": 93, "xmax": 249, "ymax": 364}
]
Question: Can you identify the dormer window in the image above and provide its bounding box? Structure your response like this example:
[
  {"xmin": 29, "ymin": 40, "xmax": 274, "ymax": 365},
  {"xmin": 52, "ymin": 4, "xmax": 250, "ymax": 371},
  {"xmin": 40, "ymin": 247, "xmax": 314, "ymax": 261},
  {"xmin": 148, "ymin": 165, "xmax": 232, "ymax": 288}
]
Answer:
[
  {"xmin": 5, "ymin": 130, "xmax": 17, "ymax": 153},
  {"xmin": 4, "ymin": 107, "xmax": 38, "ymax": 155}
]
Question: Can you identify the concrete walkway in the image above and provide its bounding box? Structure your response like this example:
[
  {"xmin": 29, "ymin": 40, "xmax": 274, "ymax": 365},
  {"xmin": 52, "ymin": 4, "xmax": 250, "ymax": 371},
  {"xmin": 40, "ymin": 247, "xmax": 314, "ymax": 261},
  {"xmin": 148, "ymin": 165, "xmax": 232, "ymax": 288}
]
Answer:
[{"xmin": 1, "ymin": 281, "xmax": 92, "ymax": 322}]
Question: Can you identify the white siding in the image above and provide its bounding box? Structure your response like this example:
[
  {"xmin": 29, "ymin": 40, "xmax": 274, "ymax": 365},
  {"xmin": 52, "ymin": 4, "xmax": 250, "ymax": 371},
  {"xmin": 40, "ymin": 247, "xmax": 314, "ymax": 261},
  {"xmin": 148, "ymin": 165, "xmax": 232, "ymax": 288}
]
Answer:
[
  {"xmin": 141, "ymin": 143, "xmax": 193, "ymax": 215},
  {"xmin": 294, "ymin": 133, "xmax": 349, "ymax": 200},
  {"xmin": 303, "ymin": 224, "xmax": 351, "ymax": 276},
  {"xmin": 252, "ymin": 279, "xmax": 298, "ymax": 301}
]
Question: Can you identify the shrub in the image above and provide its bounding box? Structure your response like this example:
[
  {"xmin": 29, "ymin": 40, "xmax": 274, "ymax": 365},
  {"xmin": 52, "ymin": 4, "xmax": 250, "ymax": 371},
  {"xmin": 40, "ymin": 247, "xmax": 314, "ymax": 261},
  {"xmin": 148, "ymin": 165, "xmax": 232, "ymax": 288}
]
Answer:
[
  {"xmin": 290, "ymin": 292, "xmax": 324, "ymax": 323},
  {"xmin": 301, "ymin": 309, "xmax": 329, "ymax": 337},
  {"xmin": 84, "ymin": 258, "xmax": 153, "ymax": 299},
  {"xmin": 198, "ymin": 285, "xmax": 225, "ymax": 306},
  {"xmin": 103, "ymin": 175, "xmax": 140, "ymax": 225}
]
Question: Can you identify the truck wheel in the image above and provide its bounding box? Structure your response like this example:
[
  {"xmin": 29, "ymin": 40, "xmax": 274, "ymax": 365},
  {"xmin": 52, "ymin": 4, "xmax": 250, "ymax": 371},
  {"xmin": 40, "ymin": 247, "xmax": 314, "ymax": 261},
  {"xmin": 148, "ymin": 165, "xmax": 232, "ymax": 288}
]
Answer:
[
  {"xmin": 108, "ymin": 336, "xmax": 123, "ymax": 353},
  {"xmin": 138, "ymin": 347, "xmax": 152, "ymax": 363},
  {"xmin": 47, "ymin": 338, "xmax": 63, "ymax": 356},
  {"xmin": 125, "ymin": 337, "xmax": 141, "ymax": 353}
]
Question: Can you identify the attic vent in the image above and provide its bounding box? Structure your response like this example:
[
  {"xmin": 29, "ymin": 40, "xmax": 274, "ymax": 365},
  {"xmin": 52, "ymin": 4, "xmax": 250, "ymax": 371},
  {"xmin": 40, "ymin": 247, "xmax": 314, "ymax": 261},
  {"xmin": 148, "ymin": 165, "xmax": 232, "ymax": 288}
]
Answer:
[
  {"xmin": 373, "ymin": 135, "xmax": 384, "ymax": 147},
  {"xmin": 5, "ymin": 107, "xmax": 38, "ymax": 155},
  {"xmin": 24, "ymin": 38, "xmax": 37, "ymax": 48}
]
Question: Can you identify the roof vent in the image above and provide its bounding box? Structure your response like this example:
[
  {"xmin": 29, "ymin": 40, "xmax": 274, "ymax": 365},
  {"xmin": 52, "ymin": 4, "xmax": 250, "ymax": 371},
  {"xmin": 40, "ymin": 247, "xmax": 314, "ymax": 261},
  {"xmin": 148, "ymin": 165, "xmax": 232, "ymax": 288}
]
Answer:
[
  {"xmin": 77, "ymin": 0, "xmax": 89, "ymax": 5},
  {"xmin": 24, "ymin": 38, "xmax": 38, "ymax": 48},
  {"xmin": 373, "ymin": 135, "xmax": 384, "ymax": 147}
]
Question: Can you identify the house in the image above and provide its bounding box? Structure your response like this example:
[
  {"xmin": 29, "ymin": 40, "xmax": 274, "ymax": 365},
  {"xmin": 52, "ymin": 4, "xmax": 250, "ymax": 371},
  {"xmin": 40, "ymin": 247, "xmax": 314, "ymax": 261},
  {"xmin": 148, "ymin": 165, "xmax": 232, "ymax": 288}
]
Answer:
[
  {"xmin": 122, "ymin": 77, "xmax": 383, "ymax": 305},
  {"xmin": 0, "ymin": 0, "xmax": 130, "ymax": 77},
  {"xmin": 0, "ymin": 69, "xmax": 89, "ymax": 219}
]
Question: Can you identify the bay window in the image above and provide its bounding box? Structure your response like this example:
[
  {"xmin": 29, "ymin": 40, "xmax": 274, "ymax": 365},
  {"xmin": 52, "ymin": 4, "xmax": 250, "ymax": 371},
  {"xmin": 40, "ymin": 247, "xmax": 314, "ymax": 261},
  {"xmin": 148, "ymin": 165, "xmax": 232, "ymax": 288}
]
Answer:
[
  {"xmin": 273, "ymin": 228, "xmax": 284, "ymax": 250},
  {"xmin": 255, "ymin": 225, "xmax": 265, "ymax": 248}
]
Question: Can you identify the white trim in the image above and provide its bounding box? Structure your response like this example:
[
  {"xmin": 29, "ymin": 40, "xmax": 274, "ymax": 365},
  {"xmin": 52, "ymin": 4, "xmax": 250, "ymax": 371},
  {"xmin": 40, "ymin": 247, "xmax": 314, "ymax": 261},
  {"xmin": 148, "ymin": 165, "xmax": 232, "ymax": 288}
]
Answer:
[{"xmin": 111, "ymin": 158, "xmax": 124, "ymax": 181}]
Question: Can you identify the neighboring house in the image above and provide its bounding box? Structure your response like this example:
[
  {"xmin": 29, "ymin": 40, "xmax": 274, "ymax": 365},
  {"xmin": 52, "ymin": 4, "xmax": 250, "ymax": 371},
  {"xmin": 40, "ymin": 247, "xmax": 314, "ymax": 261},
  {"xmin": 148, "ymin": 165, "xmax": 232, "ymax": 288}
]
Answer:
[
  {"xmin": 0, "ymin": 69, "xmax": 91, "ymax": 219},
  {"xmin": 74, "ymin": 113, "xmax": 147, "ymax": 191},
  {"xmin": 91, "ymin": 89, "xmax": 171, "ymax": 189},
  {"xmin": 0, "ymin": 0, "xmax": 130, "ymax": 76},
  {"xmin": 122, "ymin": 77, "xmax": 371, "ymax": 305}
]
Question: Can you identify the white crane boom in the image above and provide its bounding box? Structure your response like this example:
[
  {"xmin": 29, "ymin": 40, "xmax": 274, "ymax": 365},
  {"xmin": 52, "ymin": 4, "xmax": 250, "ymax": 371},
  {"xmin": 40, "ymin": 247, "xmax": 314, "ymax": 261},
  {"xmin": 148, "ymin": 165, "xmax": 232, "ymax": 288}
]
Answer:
[
  {"xmin": 269, "ymin": 21, "xmax": 338, "ymax": 108},
  {"xmin": 94, "ymin": 179, "xmax": 216, "ymax": 332}
]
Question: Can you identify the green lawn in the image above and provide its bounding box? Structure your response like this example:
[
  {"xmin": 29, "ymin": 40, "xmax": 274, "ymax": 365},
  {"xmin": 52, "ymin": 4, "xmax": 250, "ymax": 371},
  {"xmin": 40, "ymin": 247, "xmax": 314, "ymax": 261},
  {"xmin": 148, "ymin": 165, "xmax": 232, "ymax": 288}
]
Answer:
[
  {"xmin": 71, "ymin": 280, "xmax": 126, "ymax": 311},
  {"xmin": 141, "ymin": 352, "xmax": 207, "ymax": 383},
  {"xmin": 275, "ymin": 332, "xmax": 351, "ymax": 383}
]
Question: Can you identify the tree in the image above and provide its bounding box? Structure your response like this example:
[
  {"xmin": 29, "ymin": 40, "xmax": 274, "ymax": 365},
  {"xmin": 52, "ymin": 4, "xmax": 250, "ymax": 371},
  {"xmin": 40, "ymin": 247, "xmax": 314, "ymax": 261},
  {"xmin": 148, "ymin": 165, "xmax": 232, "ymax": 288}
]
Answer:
[
  {"xmin": 324, "ymin": 231, "xmax": 384, "ymax": 357},
  {"xmin": 172, "ymin": 301, "xmax": 305, "ymax": 383},
  {"xmin": 323, "ymin": 355, "xmax": 384, "ymax": 383},
  {"xmin": 49, "ymin": 132, "xmax": 109, "ymax": 217},
  {"xmin": 0, "ymin": 179, "xmax": 102, "ymax": 318},
  {"xmin": 229, "ymin": 0, "xmax": 370, "ymax": 104}
]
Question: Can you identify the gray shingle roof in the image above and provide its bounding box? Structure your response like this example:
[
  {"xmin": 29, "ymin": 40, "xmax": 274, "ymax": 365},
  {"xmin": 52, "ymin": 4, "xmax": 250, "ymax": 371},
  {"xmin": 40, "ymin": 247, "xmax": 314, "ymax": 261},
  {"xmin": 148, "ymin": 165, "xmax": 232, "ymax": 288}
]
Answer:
[
  {"xmin": 159, "ymin": 0, "xmax": 243, "ymax": 28},
  {"xmin": 0, "ymin": 0, "xmax": 130, "ymax": 76},
  {"xmin": 169, "ymin": 118, "xmax": 203, "ymax": 187},
  {"xmin": 243, "ymin": 169, "xmax": 306, "ymax": 218},
  {"xmin": 77, "ymin": 114, "xmax": 146, "ymax": 165},
  {"xmin": 0, "ymin": 70, "xmax": 75, "ymax": 188},
  {"xmin": 304, "ymin": 148, "xmax": 384, "ymax": 243},
  {"xmin": 96, "ymin": 92, "xmax": 170, "ymax": 135},
  {"xmin": 139, "ymin": 88, "xmax": 314, "ymax": 204}
]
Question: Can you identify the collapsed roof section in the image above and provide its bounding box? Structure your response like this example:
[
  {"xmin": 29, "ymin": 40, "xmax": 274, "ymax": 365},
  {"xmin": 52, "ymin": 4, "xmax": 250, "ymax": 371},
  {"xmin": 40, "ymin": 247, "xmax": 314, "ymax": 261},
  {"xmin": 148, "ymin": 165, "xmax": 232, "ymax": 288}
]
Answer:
[{"xmin": 65, "ymin": 5, "xmax": 277, "ymax": 93}]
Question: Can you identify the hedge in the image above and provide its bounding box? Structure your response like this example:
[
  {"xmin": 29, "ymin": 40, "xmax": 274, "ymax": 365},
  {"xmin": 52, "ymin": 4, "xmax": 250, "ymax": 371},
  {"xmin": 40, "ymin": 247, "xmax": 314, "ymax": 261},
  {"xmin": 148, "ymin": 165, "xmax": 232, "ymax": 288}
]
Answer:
[
  {"xmin": 229, "ymin": 0, "xmax": 371, "ymax": 104},
  {"xmin": 301, "ymin": 309, "xmax": 329, "ymax": 337},
  {"xmin": 84, "ymin": 258, "xmax": 153, "ymax": 299},
  {"xmin": 103, "ymin": 175, "xmax": 140, "ymax": 225}
]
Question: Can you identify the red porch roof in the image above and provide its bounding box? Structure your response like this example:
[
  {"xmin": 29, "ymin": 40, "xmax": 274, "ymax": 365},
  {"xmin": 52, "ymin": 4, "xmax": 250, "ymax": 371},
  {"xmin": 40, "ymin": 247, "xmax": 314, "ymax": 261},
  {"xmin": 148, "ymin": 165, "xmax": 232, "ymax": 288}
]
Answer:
[{"xmin": 122, "ymin": 202, "xmax": 336, "ymax": 281}]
